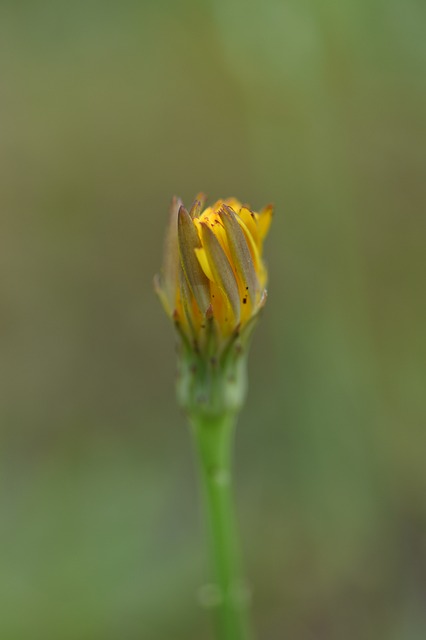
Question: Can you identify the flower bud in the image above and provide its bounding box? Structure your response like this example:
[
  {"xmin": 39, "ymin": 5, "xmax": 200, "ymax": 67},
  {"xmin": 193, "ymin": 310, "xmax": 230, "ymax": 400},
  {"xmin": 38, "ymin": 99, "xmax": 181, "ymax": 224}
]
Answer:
[
  {"xmin": 155, "ymin": 197, "xmax": 272, "ymax": 350},
  {"xmin": 155, "ymin": 196, "xmax": 272, "ymax": 417}
]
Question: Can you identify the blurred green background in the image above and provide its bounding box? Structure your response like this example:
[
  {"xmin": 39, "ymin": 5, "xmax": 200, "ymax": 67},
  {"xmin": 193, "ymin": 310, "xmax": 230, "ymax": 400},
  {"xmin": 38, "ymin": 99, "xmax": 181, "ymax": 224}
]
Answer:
[{"xmin": 1, "ymin": 1, "xmax": 425, "ymax": 638}]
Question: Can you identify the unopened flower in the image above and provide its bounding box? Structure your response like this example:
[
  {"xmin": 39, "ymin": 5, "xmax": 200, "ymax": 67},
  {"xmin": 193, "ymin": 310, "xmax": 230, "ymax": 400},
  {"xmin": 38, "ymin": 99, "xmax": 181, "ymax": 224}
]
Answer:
[
  {"xmin": 155, "ymin": 198, "xmax": 274, "ymax": 636},
  {"xmin": 155, "ymin": 195, "xmax": 272, "ymax": 419},
  {"xmin": 155, "ymin": 195, "xmax": 272, "ymax": 354}
]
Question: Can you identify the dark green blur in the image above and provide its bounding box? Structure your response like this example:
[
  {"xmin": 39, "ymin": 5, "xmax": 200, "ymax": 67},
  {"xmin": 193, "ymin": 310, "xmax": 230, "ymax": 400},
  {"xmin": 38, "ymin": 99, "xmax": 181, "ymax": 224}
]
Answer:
[{"xmin": 1, "ymin": 1, "xmax": 425, "ymax": 638}]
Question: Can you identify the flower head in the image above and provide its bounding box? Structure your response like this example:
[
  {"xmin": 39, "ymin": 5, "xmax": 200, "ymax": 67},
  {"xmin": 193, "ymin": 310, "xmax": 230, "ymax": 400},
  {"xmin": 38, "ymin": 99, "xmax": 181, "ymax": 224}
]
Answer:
[{"xmin": 155, "ymin": 195, "xmax": 272, "ymax": 354}]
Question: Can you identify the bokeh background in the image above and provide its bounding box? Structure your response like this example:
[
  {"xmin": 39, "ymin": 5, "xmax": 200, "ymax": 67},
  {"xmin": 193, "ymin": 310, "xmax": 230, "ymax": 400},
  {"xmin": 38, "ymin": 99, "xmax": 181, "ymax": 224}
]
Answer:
[{"xmin": 1, "ymin": 1, "xmax": 425, "ymax": 638}]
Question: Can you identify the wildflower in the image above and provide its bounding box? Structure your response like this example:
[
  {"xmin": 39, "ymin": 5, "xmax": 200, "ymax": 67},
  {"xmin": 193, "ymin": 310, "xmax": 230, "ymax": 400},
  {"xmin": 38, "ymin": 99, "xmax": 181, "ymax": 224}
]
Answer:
[
  {"xmin": 155, "ymin": 195, "xmax": 272, "ymax": 355},
  {"xmin": 155, "ymin": 195, "xmax": 273, "ymax": 639},
  {"xmin": 155, "ymin": 195, "xmax": 272, "ymax": 419}
]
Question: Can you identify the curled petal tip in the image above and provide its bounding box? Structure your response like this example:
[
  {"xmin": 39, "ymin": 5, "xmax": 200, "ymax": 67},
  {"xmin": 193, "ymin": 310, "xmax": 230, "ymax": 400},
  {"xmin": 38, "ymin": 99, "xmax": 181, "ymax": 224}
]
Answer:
[
  {"xmin": 170, "ymin": 196, "xmax": 183, "ymax": 217},
  {"xmin": 189, "ymin": 192, "xmax": 207, "ymax": 218},
  {"xmin": 221, "ymin": 203, "xmax": 235, "ymax": 216},
  {"xmin": 177, "ymin": 203, "xmax": 189, "ymax": 220},
  {"xmin": 189, "ymin": 200, "xmax": 202, "ymax": 219}
]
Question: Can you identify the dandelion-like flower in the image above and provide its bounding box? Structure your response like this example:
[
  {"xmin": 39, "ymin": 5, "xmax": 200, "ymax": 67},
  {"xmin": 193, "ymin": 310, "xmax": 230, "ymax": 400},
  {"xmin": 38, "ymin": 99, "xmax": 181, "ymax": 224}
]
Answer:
[
  {"xmin": 155, "ymin": 195, "xmax": 272, "ymax": 354},
  {"xmin": 155, "ymin": 195, "xmax": 273, "ymax": 640}
]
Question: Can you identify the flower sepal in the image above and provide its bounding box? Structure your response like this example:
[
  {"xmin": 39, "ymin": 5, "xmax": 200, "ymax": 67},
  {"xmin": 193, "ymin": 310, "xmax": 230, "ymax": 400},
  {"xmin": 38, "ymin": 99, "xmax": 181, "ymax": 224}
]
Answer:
[{"xmin": 176, "ymin": 322, "xmax": 255, "ymax": 421}]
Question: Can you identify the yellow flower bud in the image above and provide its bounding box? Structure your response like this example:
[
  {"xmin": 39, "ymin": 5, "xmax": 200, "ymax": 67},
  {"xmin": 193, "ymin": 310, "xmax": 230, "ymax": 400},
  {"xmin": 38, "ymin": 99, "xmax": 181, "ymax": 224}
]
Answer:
[{"xmin": 155, "ymin": 196, "xmax": 272, "ymax": 355}]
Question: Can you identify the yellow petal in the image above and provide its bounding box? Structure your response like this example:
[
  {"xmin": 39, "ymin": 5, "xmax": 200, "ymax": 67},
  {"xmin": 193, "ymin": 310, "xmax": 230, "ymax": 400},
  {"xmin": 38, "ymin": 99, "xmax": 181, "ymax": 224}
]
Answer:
[
  {"xmin": 219, "ymin": 205, "xmax": 260, "ymax": 306},
  {"xmin": 236, "ymin": 216, "xmax": 261, "ymax": 271},
  {"xmin": 257, "ymin": 204, "xmax": 273, "ymax": 242},
  {"xmin": 238, "ymin": 207, "xmax": 260, "ymax": 249},
  {"xmin": 194, "ymin": 246, "xmax": 214, "ymax": 282},
  {"xmin": 199, "ymin": 222, "xmax": 240, "ymax": 325}
]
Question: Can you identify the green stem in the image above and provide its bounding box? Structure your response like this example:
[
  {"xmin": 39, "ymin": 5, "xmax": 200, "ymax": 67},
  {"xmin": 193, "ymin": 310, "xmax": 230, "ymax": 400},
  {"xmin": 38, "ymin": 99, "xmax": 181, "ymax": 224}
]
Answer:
[{"xmin": 191, "ymin": 413, "xmax": 254, "ymax": 640}]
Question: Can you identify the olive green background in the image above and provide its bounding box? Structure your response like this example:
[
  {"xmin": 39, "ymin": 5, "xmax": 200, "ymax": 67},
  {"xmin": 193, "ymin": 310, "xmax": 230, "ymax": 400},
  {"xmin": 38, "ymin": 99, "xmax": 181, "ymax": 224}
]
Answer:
[{"xmin": 1, "ymin": 1, "xmax": 425, "ymax": 639}]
